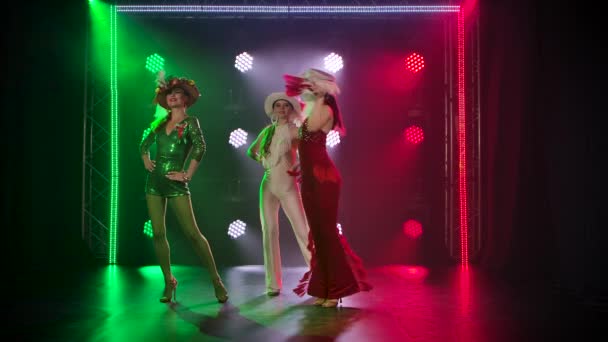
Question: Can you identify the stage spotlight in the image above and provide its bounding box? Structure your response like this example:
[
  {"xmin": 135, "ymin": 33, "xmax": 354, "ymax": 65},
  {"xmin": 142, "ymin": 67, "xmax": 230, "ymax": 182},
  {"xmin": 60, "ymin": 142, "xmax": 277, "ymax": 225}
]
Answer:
[
  {"xmin": 235, "ymin": 52, "xmax": 253, "ymax": 73},
  {"xmin": 324, "ymin": 53, "xmax": 344, "ymax": 73},
  {"xmin": 145, "ymin": 53, "xmax": 165, "ymax": 73},
  {"xmin": 326, "ymin": 130, "xmax": 341, "ymax": 148},
  {"xmin": 404, "ymin": 125, "xmax": 424, "ymax": 144},
  {"xmin": 228, "ymin": 128, "xmax": 248, "ymax": 148},
  {"xmin": 337, "ymin": 223, "xmax": 343, "ymax": 235},
  {"xmin": 143, "ymin": 219, "xmax": 153, "ymax": 238},
  {"xmin": 228, "ymin": 220, "xmax": 247, "ymax": 239},
  {"xmin": 405, "ymin": 53, "xmax": 425, "ymax": 73},
  {"xmin": 403, "ymin": 219, "xmax": 423, "ymax": 239}
]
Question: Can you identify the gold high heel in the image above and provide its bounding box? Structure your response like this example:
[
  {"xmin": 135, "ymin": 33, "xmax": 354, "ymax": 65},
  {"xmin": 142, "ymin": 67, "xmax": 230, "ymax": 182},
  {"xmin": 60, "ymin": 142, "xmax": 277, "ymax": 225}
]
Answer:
[
  {"xmin": 312, "ymin": 297, "xmax": 326, "ymax": 306},
  {"xmin": 159, "ymin": 277, "xmax": 177, "ymax": 303},
  {"xmin": 212, "ymin": 278, "xmax": 229, "ymax": 303},
  {"xmin": 321, "ymin": 298, "xmax": 341, "ymax": 308}
]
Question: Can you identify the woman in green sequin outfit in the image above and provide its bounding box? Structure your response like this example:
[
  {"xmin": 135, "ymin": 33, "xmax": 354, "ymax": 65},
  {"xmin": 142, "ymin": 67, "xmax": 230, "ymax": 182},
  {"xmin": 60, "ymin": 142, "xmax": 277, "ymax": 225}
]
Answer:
[{"xmin": 140, "ymin": 73, "xmax": 228, "ymax": 303}]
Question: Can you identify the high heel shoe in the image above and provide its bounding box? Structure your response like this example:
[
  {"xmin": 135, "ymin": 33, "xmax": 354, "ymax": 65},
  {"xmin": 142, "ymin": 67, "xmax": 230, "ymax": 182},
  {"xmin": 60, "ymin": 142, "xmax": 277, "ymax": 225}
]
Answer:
[
  {"xmin": 212, "ymin": 278, "xmax": 229, "ymax": 303},
  {"xmin": 159, "ymin": 277, "xmax": 178, "ymax": 303},
  {"xmin": 266, "ymin": 289, "xmax": 281, "ymax": 297},
  {"xmin": 321, "ymin": 298, "xmax": 341, "ymax": 308},
  {"xmin": 312, "ymin": 297, "xmax": 326, "ymax": 306}
]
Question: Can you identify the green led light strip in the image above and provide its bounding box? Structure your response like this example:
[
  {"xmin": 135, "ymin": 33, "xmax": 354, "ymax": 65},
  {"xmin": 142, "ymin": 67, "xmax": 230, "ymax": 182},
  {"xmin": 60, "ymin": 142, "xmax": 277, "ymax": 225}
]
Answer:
[{"xmin": 109, "ymin": 4, "xmax": 119, "ymax": 264}]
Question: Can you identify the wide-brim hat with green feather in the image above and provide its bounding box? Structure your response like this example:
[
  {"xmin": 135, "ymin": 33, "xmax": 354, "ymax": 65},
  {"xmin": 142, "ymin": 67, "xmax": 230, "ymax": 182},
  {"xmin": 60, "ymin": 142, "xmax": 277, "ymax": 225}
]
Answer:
[{"xmin": 154, "ymin": 71, "xmax": 201, "ymax": 109}]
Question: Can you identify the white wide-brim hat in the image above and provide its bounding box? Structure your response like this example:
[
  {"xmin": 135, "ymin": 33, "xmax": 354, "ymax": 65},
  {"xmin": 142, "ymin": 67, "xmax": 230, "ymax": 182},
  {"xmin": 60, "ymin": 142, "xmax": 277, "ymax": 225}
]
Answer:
[
  {"xmin": 301, "ymin": 68, "xmax": 341, "ymax": 96},
  {"xmin": 264, "ymin": 92, "xmax": 302, "ymax": 118},
  {"xmin": 302, "ymin": 68, "xmax": 336, "ymax": 82}
]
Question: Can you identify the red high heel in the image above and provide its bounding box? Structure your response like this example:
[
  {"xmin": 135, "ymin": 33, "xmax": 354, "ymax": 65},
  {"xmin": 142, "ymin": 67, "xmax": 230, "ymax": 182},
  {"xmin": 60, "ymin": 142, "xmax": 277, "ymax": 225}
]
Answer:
[{"xmin": 159, "ymin": 277, "xmax": 177, "ymax": 303}]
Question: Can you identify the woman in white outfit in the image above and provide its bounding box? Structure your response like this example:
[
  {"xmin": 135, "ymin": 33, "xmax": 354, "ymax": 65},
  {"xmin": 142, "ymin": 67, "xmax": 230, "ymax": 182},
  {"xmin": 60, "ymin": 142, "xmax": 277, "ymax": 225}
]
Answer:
[{"xmin": 247, "ymin": 92, "xmax": 312, "ymax": 296}]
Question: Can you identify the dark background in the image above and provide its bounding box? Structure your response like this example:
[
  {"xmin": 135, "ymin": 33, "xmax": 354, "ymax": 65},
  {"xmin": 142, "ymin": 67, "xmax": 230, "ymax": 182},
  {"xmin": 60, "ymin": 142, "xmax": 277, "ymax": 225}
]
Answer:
[{"xmin": 6, "ymin": 0, "xmax": 606, "ymax": 315}]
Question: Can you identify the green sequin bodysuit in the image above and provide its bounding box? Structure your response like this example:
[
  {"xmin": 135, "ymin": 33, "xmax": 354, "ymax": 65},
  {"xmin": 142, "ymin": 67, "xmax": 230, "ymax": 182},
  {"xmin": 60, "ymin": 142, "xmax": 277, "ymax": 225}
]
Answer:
[{"xmin": 140, "ymin": 116, "xmax": 206, "ymax": 197}]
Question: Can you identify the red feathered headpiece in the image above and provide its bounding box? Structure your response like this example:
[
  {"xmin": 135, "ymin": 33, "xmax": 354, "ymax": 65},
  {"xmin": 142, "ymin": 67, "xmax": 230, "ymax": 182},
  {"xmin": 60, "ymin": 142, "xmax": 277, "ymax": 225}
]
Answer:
[{"xmin": 283, "ymin": 74, "xmax": 309, "ymax": 97}]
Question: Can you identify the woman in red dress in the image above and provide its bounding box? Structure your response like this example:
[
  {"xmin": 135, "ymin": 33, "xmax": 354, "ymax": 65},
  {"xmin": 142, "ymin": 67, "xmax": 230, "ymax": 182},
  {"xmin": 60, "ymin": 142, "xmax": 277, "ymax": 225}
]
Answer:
[{"xmin": 285, "ymin": 68, "xmax": 372, "ymax": 307}]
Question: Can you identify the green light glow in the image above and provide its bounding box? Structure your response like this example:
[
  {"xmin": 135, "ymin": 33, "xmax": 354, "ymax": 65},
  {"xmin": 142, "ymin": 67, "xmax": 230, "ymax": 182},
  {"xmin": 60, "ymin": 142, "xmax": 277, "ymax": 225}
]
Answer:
[
  {"xmin": 143, "ymin": 220, "xmax": 153, "ymax": 238},
  {"xmin": 145, "ymin": 53, "xmax": 165, "ymax": 73}
]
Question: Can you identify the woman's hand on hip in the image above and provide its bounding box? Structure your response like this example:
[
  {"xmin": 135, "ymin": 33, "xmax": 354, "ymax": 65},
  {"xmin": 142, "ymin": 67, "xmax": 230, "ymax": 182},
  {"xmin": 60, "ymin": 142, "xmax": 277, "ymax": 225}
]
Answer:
[
  {"xmin": 166, "ymin": 171, "xmax": 190, "ymax": 183},
  {"xmin": 142, "ymin": 155, "xmax": 156, "ymax": 172}
]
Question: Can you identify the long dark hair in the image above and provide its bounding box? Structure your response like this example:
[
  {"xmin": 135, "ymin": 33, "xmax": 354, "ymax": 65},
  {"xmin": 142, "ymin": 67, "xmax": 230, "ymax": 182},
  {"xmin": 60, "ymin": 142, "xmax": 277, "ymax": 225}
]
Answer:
[{"xmin": 324, "ymin": 94, "xmax": 345, "ymax": 134}]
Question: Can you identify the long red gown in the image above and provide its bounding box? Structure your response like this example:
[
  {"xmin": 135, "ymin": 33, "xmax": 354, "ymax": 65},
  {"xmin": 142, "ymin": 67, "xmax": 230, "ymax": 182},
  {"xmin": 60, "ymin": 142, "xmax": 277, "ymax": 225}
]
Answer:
[{"xmin": 293, "ymin": 118, "xmax": 372, "ymax": 299}]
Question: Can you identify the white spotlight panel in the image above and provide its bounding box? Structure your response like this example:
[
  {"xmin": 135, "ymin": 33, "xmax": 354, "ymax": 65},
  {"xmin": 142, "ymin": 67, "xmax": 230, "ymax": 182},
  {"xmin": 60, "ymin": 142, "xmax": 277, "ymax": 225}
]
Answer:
[
  {"xmin": 326, "ymin": 130, "xmax": 341, "ymax": 148},
  {"xmin": 228, "ymin": 220, "xmax": 247, "ymax": 239},
  {"xmin": 324, "ymin": 53, "xmax": 344, "ymax": 73},
  {"xmin": 235, "ymin": 52, "xmax": 253, "ymax": 72},
  {"xmin": 229, "ymin": 128, "xmax": 248, "ymax": 148}
]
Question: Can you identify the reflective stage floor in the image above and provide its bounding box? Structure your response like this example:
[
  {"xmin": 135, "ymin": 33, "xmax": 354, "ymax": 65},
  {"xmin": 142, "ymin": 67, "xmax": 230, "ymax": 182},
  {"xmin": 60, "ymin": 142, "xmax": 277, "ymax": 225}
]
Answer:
[{"xmin": 12, "ymin": 264, "xmax": 606, "ymax": 341}]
